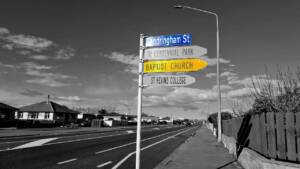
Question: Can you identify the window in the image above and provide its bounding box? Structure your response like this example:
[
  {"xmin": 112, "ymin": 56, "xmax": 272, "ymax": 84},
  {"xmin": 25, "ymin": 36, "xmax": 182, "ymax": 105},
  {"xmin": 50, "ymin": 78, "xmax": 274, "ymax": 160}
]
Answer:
[
  {"xmin": 0, "ymin": 113, "xmax": 6, "ymax": 119},
  {"xmin": 29, "ymin": 113, "xmax": 38, "ymax": 119},
  {"xmin": 45, "ymin": 113, "xmax": 50, "ymax": 119},
  {"xmin": 18, "ymin": 113, "xmax": 23, "ymax": 119}
]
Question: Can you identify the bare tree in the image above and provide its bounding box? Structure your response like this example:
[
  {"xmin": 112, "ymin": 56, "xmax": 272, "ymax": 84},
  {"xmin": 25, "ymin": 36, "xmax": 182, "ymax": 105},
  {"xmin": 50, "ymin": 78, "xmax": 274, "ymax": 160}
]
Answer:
[{"xmin": 249, "ymin": 67, "xmax": 300, "ymax": 113}]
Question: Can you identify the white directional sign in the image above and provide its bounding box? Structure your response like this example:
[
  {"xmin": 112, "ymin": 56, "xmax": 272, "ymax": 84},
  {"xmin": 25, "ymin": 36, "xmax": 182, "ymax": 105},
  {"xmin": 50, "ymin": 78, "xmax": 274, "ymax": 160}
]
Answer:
[
  {"xmin": 143, "ymin": 74, "xmax": 196, "ymax": 87},
  {"xmin": 144, "ymin": 45, "xmax": 207, "ymax": 60}
]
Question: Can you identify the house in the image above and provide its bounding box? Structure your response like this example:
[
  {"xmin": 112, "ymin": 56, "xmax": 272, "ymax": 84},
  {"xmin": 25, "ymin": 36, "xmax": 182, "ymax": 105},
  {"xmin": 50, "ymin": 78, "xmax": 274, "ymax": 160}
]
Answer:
[
  {"xmin": 159, "ymin": 116, "xmax": 173, "ymax": 124},
  {"xmin": 0, "ymin": 102, "xmax": 18, "ymax": 127},
  {"xmin": 127, "ymin": 115, "xmax": 137, "ymax": 125},
  {"xmin": 77, "ymin": 112, "xmax": 96, "ymax": 127},
  {"xmin": 102, "ymin": 112, "xmax": 124, "ymax": 121},
  {"xmin": 15, "ymin": 101, "xmax": 79, "ymax": 127},
  {"xmin": 142, "ymin": 116, "xmax": 159, "ymax": 124},
  {"xmin": 100, "ymin": 112, "xmax": 126, "ymax": 127}
]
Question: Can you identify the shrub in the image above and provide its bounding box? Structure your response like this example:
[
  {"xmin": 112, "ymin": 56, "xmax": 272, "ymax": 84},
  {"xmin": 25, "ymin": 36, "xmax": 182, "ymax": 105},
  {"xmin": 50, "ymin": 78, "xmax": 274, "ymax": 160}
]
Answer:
[
  {"xmin": 245, "ymin": 67, "xmax": 300, "ymax": 115},
  {"xmin": 208, "ymin": 112, "xmax": 232, "ymax": 128}
]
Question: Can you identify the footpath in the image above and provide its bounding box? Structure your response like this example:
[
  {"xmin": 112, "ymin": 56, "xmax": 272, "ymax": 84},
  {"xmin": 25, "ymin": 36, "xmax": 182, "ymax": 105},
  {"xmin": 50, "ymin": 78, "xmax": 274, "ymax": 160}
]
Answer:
[{"xmin": 155, "ymin": 126, "xmax": 243, "ymax": 169}]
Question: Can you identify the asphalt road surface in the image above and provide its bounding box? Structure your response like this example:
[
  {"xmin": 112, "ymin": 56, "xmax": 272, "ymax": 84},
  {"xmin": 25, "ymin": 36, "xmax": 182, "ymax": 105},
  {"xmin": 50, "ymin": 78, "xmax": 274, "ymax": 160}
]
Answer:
[{"xmin": 0, "ymin": 125, "xmax": 200, "ymax": 169}]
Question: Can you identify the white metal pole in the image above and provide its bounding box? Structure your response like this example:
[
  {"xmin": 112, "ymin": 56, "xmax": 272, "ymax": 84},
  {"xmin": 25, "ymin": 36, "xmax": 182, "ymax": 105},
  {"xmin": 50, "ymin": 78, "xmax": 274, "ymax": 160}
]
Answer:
[
  {"xmin": 136, "ymin": 34, "xmax": 144, "ymax": 169},
  {"xmin": 216, "ymin": 15, "xmax": 222, "ymax": 143},
  {"xmin": 174, "ymin": 5, "xmax": 222, "ymax": 142}
]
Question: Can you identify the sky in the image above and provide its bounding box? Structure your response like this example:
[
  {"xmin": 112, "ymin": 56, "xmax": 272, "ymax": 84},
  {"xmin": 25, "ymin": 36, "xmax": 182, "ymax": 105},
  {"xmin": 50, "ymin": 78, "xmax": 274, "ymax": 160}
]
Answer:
[{"xmin": 0, "ymin": 0, "xmax": 299, "ymax": 119}]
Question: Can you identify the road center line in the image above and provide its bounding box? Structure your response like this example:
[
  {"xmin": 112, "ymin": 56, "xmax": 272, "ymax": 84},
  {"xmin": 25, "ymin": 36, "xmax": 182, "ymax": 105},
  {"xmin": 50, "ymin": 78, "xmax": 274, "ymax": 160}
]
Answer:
[
  {"xmin": 97, "ymin": 161, "xmax": 112, "ymax": 168},
  {"xmin": 95, "ymin": 127, "xmax": 187, "ymax": 154},
  {"xmin": 0, "ymin": 126, "xmax": 179, "ymax": 152},
  {"xmin": 57, "ymin": 158, "xmax": 77, "ymax": 165},
  {"xmin": 47, "ymin": 126, "xmax": 173, "ymax": 146},
  {"xmin": 111, "ymin": 127, "xmax": 197, "ymax": 169}
]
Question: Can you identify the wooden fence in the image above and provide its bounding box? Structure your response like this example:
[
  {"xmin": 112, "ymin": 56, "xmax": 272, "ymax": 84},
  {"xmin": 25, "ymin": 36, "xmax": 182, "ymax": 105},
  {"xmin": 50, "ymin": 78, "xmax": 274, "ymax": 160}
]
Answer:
[{"xmin": 222, "ymin": 112, "xmax": 300, "ymax": 163}]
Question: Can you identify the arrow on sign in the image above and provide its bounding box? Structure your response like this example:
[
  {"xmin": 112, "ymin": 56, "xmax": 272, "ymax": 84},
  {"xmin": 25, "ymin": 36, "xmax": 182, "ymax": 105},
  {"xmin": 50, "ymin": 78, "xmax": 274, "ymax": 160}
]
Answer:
[
  {"xmin": 143, "ymin": 58, "xmax": 208, "ymax": 73},
  {"xmin": 144, "ymin": 45, "xmax": 207, "ymax": 60},
  {"xmin": 143, "ymin": 75, "xmax": 196, "ymax": 87}
]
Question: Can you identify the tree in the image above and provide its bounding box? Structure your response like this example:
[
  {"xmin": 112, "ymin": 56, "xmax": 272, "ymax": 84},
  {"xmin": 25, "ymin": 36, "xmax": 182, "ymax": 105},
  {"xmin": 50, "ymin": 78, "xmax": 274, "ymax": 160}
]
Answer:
[
  {"xmin": 207, "ymin": 112, "xmax": 232, "ymax": 128},
  {"xmin": 98, "ymin": 109, "xmax": 108, "ymax": 115}
]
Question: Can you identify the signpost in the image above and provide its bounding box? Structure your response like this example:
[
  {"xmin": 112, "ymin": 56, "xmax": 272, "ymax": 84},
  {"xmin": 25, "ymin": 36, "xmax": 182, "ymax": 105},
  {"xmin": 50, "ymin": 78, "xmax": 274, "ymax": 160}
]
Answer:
[
  {"xmin": 143, "ymin": 74, "xmax": 196, "ymax": 87},
  {"xmin": 144, "ymin": 45, "xmax": 207, "ymax": 60},
  {"xmin": 145, "ymin": 34, "xmax": 192, "ymax": 47},
  {"xmin": 135, "ymin": 33, "xmax": 207, "ymax": 169},
  {"xmin": 144, "ymin": 58, "xmax": 208, "ymax": 73}
]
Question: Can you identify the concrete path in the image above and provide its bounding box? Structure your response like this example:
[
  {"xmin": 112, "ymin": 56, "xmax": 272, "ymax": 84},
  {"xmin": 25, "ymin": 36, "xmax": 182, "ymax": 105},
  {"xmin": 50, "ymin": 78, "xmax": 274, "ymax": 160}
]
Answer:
[{"xmin": 155, "ymin": 126, "xmax": 243, "ymax": 169}]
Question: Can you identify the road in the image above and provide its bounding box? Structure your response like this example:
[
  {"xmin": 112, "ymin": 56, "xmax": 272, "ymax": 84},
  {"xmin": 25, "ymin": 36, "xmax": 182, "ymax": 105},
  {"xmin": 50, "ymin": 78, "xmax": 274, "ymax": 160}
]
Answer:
[{"xmin": 0, "ymin": 125, "xmax": 200, "ymax": 169}]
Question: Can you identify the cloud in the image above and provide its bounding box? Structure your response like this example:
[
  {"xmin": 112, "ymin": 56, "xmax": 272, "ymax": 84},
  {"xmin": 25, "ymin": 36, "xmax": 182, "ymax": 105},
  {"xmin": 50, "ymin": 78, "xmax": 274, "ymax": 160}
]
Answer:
[
  {"xmin": 2, "ymin": 44, "xmax": 13, "ymax": 50},
  {"xmin": 205, "ymin": 72, "xmax": 217, "ymax": 78},
  {"xmin": 206, "ymin": 71, "xmax": 237, "ymax": 79},
  {"xmin": 143, "ymin": 87, "xmax": 218, "ymax": 110},
  {"xmin": 228, "ymin": 74, "xmax": 268, "ymax": 86},
  {"xmin": 227, "ymin": 87, "xmax": 254, "ymax": 98},
  {"xmin": 22, "ymin": 62, "xmax": 75, "ymax": 87},
  {"xmin": 199, "ymin": 56, "xmax": 230, "ymax": 66},
  {"xmin": 55, "ymin": 47, "xmax": 76, "ymax": 60},
  {"xmin": 0, "ymin": 27, "xmax": 76, "ymax": 60},
  {"xmin": 29, "ymin": 55, "xmax": 49, "ymax": 60},
  {"xmin": 26, "ymin": 78, "xmax": 72, "ymax": 87},
  {"xmin": 23, "ymin": 62, "xmax": 52, "ymax": 70},
  {"xmin": 227, "ymin": 76, "xmax": 239, "ymax": 83},
  {"xmin": 85, "ymin": 87, "xmax": 123, "ymax": 95},
  {"xmin": 19, "ymin": 89, "xmax": 44, "ymax": 97},
  {"xmin": 0, "ymin": 61, "xmax": 20, "ymax": 69},
  {"xmin": 212, "ymin": 84, "xmax": 233, "ymax": 91},
  {"xmin": 57, "ymin": 96, "xmax": 81, "ymax": 102},
  {"xmin": 104, "ymin": 52, "xmax": 139, "ymax": 74},
  {"xmin": 0, "ymin": 89, "xmax": 46, "ymax": 107},
  {"xmin": 18, "ymin": 50, "xmax": 32, "ymax": 55},
  {"xmin": 143, "ymin": 87, "xmax": 175, "ymax": 96},
  {"xmin": 0, "ymin": 71, "xmax": 8, "ymax": 75},
  {"xmin": 220, "ymin": 71, "xmax": 237, "ymax": 77},
  {"xmin": 19, "ymin": 89, "xmax": 81, "ymax": 104},
  {"xmin": 0, "ymin": 27, "xmax": 10, "ymax": 34},
  {"xmin": 0, "ymin": 31, "xmax": 53, "ymax": 51}
]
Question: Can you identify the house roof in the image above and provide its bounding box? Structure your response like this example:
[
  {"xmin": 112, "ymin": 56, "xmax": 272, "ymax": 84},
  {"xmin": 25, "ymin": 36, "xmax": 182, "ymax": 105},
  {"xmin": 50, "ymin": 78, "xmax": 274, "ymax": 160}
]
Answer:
[
  {"xmin": 19, "ymin": 101, "xmax": 78, "ymax": 114},
  {"xmin": 0, "ymin": 102, "xmax": 17, "ymax": 110}
]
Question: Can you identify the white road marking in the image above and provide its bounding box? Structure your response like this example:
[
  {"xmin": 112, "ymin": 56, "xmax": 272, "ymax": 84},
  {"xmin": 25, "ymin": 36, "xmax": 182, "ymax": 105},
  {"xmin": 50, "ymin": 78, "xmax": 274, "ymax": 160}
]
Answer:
[
  {"xmin": 57, "ymin": 158, "xmax": 77, "ymax": 165},
  {"xmin": 97, "ymin": 161, "xmax": 112, "ymax": 168},
  {"xmin": 46, "ymin": 133, "xmax": 125, "ymax": 145},
  {"xmin": 12, "ymin": 138, "xmax": 58, "ymax": 149},
  {"xmin": 111, "ymin": 127, "xmax": 196, "ymax": 169},
  {"xmin": 95, "ymin": 142, "xmax": 136, "ymax": 154},
  {"xmin": 0, "ymin": 126, "xmax": 180, "ymax": 152},
  {"xmin": 0, "ymin": 139, "xmax": 36, "ymax": 145},
  {"xmin": 95, "ymin": 127, "xmax": 187, "ymax": 154}
]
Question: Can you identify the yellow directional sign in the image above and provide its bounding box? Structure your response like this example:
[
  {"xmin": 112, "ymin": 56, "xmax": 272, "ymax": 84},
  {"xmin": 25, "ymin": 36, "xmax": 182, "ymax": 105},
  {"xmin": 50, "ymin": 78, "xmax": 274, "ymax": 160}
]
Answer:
[{"xmin": 143, "ymin": 58, "xmax": 208, "ymax": 73}]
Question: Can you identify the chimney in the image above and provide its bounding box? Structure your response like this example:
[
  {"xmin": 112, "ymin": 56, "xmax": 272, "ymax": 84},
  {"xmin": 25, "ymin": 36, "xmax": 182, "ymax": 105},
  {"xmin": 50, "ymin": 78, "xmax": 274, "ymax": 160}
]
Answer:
[{"xmin": 47, "ymin": 95, "xmax": 50, "ymax": 104}]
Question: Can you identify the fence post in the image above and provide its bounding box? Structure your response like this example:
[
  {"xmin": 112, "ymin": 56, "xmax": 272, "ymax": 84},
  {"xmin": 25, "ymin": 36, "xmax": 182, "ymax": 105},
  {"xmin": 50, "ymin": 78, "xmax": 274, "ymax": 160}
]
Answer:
[
  {"xmin": 286, "ymin": 112, "xmax": 296, "ymax": 161},
  {"xmin": 266, "ymin": 112, "xmax": 276, "ymax": 158},
  {"xmin": 260, "ymin": 113, "xmax": 268, "ymax": 156},
  {"xmin": 296, "ymin": 112, "xmax": 300, "ymax": 162},
  {"xmin": 276, "ymin": 112, "xmax": 286, "ymax": 159}
]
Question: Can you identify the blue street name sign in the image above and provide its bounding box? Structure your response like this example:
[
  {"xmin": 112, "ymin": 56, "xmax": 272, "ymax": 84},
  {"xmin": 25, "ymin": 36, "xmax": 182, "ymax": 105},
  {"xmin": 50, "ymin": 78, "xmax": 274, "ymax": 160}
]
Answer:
[{"xmin": 145, "ymin": 34, "xmax": 192, "ymax": 47}]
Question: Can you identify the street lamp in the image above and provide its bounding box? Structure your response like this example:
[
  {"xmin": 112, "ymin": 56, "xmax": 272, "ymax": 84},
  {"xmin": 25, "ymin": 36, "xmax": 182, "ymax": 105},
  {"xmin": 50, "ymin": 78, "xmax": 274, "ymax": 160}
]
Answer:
[{"xmin": 174, "ymin": 5, "xmax": 222, "ymax": 142}]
